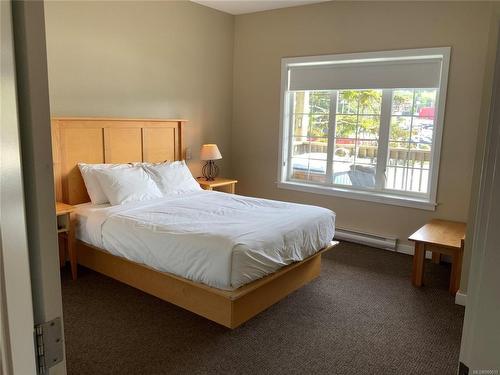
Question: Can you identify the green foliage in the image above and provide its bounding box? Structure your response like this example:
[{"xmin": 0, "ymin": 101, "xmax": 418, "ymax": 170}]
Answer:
[
  {"xmin": 309, "ymin": 92, "xmax": 330, "ymax": 114},
  {"xmin": 392, "ymin": 89, "xmax": 436, "ymax": 116},
  {"xmin": 336, "ymin": 90, "xmax": 381, "ymax": 138},
  {"xmin": 392, "ymin": 90, "xmax": 413, "ymax": 115},
  {"xmin": 338, "ymin": 90, "xmax": 381, "ymax": 115},
  {"xmin": 293, "ymin": 89, "xmax": 435, "ymax": 146},
  {"xmin": 306, "ymin": 92, "xmax": 330, "ymax": 141},
  {"xmin": 390, "ymin": 117, "xmax": 411, "ymax": 141}
]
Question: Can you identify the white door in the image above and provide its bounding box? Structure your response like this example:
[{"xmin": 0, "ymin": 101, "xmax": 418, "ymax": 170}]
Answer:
[
  {"xmin": 1, "ymin": 1, "xmax": 66, "ymax": 374},
  {"xmin": 459, "ymin": 24, "xmax": 500, "ymax": 373},
  {"xmin": 1, "ymin": 0, "xmax": 37, "ymax": 373}
]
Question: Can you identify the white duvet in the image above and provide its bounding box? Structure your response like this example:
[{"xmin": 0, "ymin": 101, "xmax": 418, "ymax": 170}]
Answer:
[{"xmin": 76, "ymin": 191, "xmax": 336, "ymax": 290}]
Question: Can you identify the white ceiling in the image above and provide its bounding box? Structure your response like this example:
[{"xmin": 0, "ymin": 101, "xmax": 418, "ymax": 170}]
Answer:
[{"xmin": 191, "ymin": 0, "xmax": 330, "ymax": 15}]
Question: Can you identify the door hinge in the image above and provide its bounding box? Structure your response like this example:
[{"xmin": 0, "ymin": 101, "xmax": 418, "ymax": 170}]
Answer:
[{"xmin": 34, "ymin": 317, "xmax": 63, "ymax": 374}]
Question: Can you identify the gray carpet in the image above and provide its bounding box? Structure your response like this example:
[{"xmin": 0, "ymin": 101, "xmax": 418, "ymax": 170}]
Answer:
[{"xmin": 61, "ymin": 242, "xmax": 464, "ymax": 375}]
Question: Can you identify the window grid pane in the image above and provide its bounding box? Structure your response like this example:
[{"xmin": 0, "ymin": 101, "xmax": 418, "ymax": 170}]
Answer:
[
  {"xmin": 332, "ymin": 90, "xmax": 382, "ymax": 189},
  {"xmin": 290, "ymin": 91, "xmax": 330, "ymax": 184},
  {"xmin": 385, "ymin": 88, "xmax": 437, "ymax": 194},
  {"xmin": 287, "ymin": 87, "xmax": 437, "ymax": 195}
]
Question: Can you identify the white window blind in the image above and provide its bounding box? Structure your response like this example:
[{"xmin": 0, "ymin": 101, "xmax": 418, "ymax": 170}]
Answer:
[{"xmin": 289, "ymin": 58, "xmax": 443, "ymax": 91}]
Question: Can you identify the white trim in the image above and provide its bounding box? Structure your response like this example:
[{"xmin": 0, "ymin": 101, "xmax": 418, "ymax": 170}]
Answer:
[
  {"xmin": 396, "ymin": 243, "xmax": 415, "ymax": 255},
  {"xmin": 277, "ymin": 59, "xmax": 289, "ymax": 184},
  {"xmin": 333, "ymin": 228, "xmax": 434, "ymax": 258},
  {"xmin": 0, "ymin": 1, "xmax": 37, "ymax": 373},
  {"xmin": 455, "ymin": 290, "xmax": 467, "ymax": 307},
  {"xmin": 335, "ymin": 227, "xmax": 397, "ymax": 250},
  {"xmin": 395, "ymin": 243, "xmax": 432, "ymax": 260},
  {"xmin": 459, "ymin": 23, "xmax": 500, "ymax": 366},
  {"xmin": 285, "ymin": 91, "xmax": 294, "ymax": 180},
  {"xmin": 278, "ymin": 47, "xmax": 451, "ymax": 210},
  {"xmin": 427, "ymin": 47, "xmax": 451, "ymax": 205},
  {"xmin": 325, "ymin": 91, "xmax": 337, "ymax": 183},
  {"xmin": 282, "ymin": 47, "xmax": 450, "ymax": 67},
  {"xmin": 375, "ymin": 89, "xmax": 393, "ymax": 188},
  {"xmin": 277, "ymin": 181, "xmax": 437, "ymax": 210},
  {"xmin": 334, "ymin": 226, "xmax": 460, "ymax": 270},
  {"xmin": 332, "ymin": 225, "xmax": 468, "ymax": 266}
]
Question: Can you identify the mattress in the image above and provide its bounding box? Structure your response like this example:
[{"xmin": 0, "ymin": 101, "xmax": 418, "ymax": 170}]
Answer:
[{"xmin": 74, "ymin": 191, "xmax": 336, "ymax": 290}]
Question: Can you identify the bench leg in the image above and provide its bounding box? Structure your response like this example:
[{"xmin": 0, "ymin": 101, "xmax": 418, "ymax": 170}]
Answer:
[
  {"xmin": 68, "ymin": 213, "xmax": 77, "ymax": 280},
  {"xmin": 432, "ymin": 252, "xmax": 441, "ymax": 264},
  {"xmin": 450, "ymin": 249, "xmax": 463, "ymax": 295},
  {"xmin": 412, "ymin": 242, "xmax": 425, "ymax": 287}
]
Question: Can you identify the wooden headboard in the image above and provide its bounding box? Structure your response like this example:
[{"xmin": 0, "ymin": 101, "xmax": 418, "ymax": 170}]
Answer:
[{"xmin": 51, "ymin": 117, "xmax": 187, "ymax": 205}]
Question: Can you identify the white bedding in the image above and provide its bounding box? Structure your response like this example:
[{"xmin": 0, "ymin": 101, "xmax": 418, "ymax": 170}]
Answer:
[{"xmin": 75, "ymin": 191, "xmax": 336, "ymax": 290}]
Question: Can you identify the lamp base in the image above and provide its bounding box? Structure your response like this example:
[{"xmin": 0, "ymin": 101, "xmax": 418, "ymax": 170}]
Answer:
[{"xmin": 202, "ymin": 160, "xmax": 219, "ymax": 181}]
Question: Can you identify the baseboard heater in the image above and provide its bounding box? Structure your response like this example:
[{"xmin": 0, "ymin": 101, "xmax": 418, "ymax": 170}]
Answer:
[{"xmin": 334, "ymin": 227, "xmax": 397, "ymax": 251}]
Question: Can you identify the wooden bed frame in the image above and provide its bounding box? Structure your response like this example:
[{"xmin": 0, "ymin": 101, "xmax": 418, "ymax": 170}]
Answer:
[{"xmin": 51, "ymin": 117, "xmax": 338, "ymax": 328}]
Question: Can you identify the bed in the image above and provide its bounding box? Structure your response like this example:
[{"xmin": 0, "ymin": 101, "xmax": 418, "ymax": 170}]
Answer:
[{"xmin": 52, "ymin": 117, "xmax": 338, "ymax": 328}]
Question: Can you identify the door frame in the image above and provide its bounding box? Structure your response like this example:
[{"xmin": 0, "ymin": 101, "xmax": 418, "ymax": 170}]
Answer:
[
  {"xmin": 459, "ymin": 21, "xmax": 500, "ymax": 372},
  {"xmin": 0, "ymin": 0, "xmax": 37, "ymax": 373},
  {"xmin": 2, "ymin": 0, "xmax": 68, "ymax": 374}
]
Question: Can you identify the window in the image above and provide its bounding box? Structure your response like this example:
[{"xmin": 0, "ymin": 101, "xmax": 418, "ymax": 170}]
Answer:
[{"xmin": 278, "ymin": 48, "xmax": 450, "ymax": 210}]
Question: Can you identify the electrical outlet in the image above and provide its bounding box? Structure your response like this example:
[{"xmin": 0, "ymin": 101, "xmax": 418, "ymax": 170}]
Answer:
[{"xmin": 184, "ymin": 147, "xmax": 192, "ymax": 160}]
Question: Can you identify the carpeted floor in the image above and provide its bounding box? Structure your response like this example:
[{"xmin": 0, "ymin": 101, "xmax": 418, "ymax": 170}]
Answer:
[{"xmin": 61, "ymin": 242, "xmax": 465, "ymax": 375}]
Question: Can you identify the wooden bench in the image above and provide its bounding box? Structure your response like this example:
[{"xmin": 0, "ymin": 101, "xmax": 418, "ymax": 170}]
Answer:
[{"xmin": 409, "ymin": 219, "xmax": 466, "ymax": 295}]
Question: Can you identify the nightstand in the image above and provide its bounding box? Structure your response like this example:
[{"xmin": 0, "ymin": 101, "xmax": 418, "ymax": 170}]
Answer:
[
  {"xmin": 197, "ymin": 177, "xmax": 238, "ymax": 194},
  {"xmin": 409, "ymin": 219, "xmax": 466, "ymax": 295},
  {"xmin": 56, "ymin": 202, "xmax": 77, "ymax": 280}
]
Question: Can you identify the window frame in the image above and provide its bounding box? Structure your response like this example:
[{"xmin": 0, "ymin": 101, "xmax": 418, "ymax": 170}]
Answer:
[{"xmin": 277, "ymin": 48, "xmax": 451, "ymax": 211}]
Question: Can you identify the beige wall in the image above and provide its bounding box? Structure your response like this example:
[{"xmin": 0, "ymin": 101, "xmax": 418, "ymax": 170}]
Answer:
[
  {"xmin": 44, "ymin": 0, "xmax": 234, "ymax": 176},
  {"xmin": 232, "ymin": 1, "xmax": 493, "ymax": 258},
  {"xmin": 45, "ymin": 1, "xmax": 496, "ymax": 293}
]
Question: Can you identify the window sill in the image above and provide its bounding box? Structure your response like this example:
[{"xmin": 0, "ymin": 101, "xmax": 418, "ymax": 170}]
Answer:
[{"xmin": 277, "ymin": 181, "xmax": 437, "ymax": 211}]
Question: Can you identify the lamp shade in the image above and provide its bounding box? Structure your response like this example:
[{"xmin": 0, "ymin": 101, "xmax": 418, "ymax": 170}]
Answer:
[{"xmin": 200, "ymin": 144, "xmax": 222, "ymax": 160}]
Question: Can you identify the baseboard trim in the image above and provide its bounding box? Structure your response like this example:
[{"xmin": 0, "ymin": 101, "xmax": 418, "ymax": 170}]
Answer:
[
  {"xmin": 334, "ymin": 228, "xmax": 397, "ymax": 250},
  {"xmin": 335, "ymin": 230, "xmax": 448, "ymax": 262},
  {"xmin": 396, "ymin": 243, "xmax": 433, "ymax": 259},
  {"xmin": 455, "ymin": 290, "xmax": 467, "ymax": 306}
]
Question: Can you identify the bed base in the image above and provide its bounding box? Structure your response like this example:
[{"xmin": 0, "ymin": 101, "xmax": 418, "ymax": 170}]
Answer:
[
  {"xmin": 52, "ymin": 118, "xmax": 339, "ymax": 328},
  {"xmin": 77, "ymin": 240, "xmax": 339, "ymax": 328}
]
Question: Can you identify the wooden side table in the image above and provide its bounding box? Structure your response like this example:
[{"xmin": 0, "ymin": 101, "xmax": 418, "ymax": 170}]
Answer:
[
  {"xmin": 409, "ymin": 219, "xmax": 466, "ymax": 295},
  {"xmin": 197, "ymin": 177, "xmax": 238, "ymax": 194},
  {"xmin": 56, "ymin": 202, "xmax": 77, "ymax": 280}
]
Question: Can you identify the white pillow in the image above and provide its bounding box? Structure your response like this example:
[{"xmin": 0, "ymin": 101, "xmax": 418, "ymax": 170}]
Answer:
[
  {"xmin": 93, "ymin": 166, "xmax": 163, "ymax": 205},
  {"xmin": 78, "ymin": 163, "xmax": 132, "ymax": 204},
  {"xmin": 143, "ymin": 161, "xmax": 202, "ymax": 196}
]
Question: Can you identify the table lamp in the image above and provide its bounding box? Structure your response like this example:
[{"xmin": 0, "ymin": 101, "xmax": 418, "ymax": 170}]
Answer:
[{"xmin": 200, "ymin": 144, "xmax": 222, "ymax": 181}]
